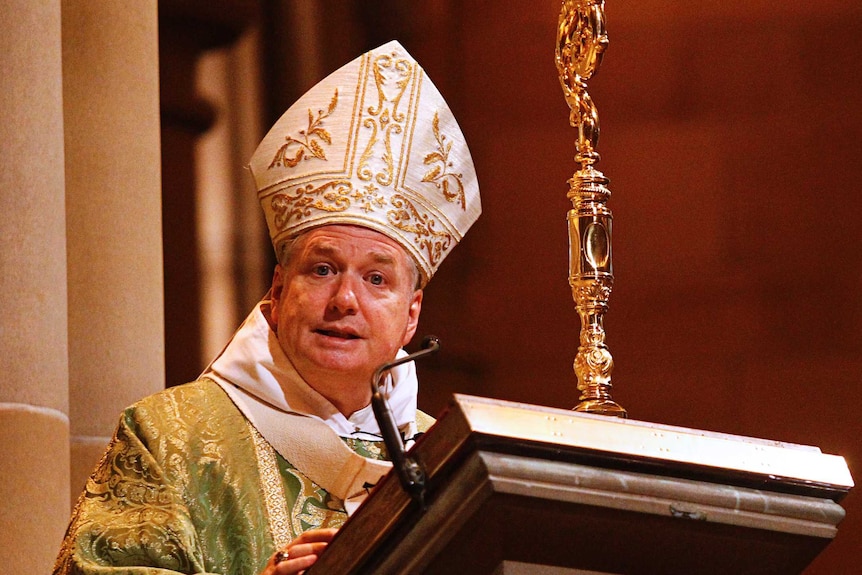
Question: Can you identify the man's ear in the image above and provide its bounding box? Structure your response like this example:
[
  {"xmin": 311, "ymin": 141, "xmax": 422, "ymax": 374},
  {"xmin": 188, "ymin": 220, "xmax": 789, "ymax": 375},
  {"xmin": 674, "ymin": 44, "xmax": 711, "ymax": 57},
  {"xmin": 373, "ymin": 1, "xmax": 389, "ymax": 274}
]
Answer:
[
  {"xmin": 269, "ymin": 265, "xmax": 285, "ymax": 326},
  {"xmin": 402, "ymin": 289, "xmax": 423, "ymax": 345}
]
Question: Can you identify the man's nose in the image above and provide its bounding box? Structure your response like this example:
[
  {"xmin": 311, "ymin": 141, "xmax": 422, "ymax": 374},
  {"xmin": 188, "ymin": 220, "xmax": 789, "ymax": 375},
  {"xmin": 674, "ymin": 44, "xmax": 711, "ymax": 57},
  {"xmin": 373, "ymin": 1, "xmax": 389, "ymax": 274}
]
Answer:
[{"xmin": 329, "ymin": 274, "xmax": 359, "ymax": 314}]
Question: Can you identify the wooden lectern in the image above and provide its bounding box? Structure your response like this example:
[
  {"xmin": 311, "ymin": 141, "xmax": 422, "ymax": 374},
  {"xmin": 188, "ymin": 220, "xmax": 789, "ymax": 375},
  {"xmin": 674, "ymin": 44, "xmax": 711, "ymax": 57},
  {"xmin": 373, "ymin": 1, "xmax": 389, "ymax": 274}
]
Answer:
[{"xmin": 308, "ymin": 395, "xmax": 852, "ymax": 575}]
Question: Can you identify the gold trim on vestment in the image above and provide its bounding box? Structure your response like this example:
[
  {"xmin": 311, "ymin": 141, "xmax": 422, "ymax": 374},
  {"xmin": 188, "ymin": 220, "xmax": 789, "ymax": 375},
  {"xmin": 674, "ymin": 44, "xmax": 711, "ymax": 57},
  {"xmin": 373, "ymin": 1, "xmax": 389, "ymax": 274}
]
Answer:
[{"xmin": 249, "ymin": 422, "xmax": 291, "ymax": 548}]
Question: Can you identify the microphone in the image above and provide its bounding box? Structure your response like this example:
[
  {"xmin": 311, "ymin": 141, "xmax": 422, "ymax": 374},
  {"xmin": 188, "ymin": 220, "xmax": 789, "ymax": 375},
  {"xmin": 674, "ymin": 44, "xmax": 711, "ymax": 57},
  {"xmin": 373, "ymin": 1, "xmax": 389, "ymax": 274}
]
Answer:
[{"xmin": 370, "ymin": 335, "xmax": 440, "ymax": 509}]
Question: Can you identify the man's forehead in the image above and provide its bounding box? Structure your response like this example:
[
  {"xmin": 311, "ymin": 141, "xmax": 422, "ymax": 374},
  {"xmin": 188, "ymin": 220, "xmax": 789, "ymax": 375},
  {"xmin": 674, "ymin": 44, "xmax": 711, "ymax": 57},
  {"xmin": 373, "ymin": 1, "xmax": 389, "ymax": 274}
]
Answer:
[{"xmin": 296, "ymin": 225, "xmax": 408, "ymax": 262}]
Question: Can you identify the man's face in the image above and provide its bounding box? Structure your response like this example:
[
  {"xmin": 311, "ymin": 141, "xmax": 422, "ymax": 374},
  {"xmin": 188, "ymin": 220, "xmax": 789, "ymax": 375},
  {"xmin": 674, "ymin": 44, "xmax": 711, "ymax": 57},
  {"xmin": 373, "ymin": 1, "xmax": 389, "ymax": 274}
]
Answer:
[{"xmin": 269, "ymin": 225, "xmax": 423, "ymax": 409}]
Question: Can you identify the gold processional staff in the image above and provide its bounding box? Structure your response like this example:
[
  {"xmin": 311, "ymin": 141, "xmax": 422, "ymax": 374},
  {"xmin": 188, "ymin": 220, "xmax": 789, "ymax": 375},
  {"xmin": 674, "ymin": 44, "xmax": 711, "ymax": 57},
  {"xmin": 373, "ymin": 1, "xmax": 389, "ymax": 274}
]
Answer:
[{"xmin": 556, "ymin": 0, "xmax": 626, "ymax": 417}]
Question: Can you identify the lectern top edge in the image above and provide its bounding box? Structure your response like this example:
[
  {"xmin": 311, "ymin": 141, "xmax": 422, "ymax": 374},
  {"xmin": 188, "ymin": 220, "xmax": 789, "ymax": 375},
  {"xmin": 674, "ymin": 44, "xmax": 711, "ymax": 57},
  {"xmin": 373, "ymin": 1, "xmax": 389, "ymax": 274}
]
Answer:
[{"xmin": 450, "ymin": 394, "xmax": 854, "ymax": 494}]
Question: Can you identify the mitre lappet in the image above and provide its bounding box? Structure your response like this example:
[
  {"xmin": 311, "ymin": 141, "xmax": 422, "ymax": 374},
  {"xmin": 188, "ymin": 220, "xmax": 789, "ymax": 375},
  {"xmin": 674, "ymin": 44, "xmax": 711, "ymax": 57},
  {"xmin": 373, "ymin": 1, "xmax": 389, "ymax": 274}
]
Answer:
[{"xmin": 249, "ymin": 40, "xmax": 481, "ymax": 286}]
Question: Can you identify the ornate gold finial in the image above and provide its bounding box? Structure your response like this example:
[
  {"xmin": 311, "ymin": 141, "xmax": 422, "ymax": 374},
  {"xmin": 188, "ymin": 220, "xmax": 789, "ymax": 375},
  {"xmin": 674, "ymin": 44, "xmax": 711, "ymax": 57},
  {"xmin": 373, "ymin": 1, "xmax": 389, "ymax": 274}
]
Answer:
[{"xmin": 556, "ymin": 0, "xmax": 626, "ymax": 417}]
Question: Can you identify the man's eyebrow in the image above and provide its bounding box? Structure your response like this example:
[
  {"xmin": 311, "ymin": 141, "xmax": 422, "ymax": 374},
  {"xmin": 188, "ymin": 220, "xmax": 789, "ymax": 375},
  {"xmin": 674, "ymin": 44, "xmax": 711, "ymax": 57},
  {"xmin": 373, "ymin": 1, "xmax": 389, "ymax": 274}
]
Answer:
[
  {"xmin": 369, "ymin": 252, "xmax": 396, "ymax": 266},
  {"xmin": 304, "ymin": 244, "xmax": 339, "ymax": 258}
]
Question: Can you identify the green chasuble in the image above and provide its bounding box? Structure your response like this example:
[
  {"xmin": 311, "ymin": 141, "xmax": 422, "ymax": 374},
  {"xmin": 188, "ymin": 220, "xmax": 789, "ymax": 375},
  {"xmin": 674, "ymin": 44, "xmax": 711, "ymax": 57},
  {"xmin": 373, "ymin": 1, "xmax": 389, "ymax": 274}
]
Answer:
[{"xmin": 53, "ymin": 379, "xmax": 433, "ymax": 575}]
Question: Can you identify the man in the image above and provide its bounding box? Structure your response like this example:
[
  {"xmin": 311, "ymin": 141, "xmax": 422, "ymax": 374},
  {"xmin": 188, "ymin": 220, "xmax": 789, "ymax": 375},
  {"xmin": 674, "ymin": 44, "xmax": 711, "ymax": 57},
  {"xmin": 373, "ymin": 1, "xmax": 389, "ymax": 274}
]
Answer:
[{"xmin": 54, "ymin": 40, "xmax": 480, "ymax": 575}]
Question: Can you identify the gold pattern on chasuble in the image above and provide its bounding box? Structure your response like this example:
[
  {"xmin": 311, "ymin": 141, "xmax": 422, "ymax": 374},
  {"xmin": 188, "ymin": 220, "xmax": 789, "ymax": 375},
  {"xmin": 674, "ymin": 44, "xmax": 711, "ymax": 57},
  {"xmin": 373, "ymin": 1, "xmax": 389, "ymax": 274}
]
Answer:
[
  {"xmin": 422, "ymin": 112, "xmax": 467, "ymax": 209},
  {"xmin": 53, "ymin": 403, "xmax": 207, "ymax": 574},
  {"xmin": 248, "ymin": 433, "xmax": 396, "ymax": 537},
  {"xmin": 249, "ymin": 425, "xmax": 353, "ymax": 545},
  {"xmin": 269, "ymin": 90, "xmax": 339, "ymax": 169},
  {"xmin": 249, "ymin": 425, "xmax": 292, "ymax": 549},
  {"xmin": 53, "ymin": 433, "xmax": 185, "ymax": 575},
  {"xmin": 285, "ymin": 467, "xmax": 346, "ymax": 534}
]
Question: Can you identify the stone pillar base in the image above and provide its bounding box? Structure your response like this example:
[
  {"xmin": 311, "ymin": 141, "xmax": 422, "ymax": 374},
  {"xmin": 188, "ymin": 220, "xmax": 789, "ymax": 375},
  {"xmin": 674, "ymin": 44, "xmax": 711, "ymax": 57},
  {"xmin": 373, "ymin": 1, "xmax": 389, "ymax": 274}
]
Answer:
[{"xmin": 0, "ymin": 404, "xmax": 70, "ymax": 573}]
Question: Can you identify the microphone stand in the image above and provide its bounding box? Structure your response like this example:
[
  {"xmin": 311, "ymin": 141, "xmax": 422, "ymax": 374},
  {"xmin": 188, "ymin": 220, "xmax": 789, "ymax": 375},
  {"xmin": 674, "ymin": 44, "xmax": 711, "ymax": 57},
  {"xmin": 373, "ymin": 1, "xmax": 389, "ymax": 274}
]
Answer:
[{"xmin": 370, "ymin": 336, "xmax": 440, "ymax": 510}]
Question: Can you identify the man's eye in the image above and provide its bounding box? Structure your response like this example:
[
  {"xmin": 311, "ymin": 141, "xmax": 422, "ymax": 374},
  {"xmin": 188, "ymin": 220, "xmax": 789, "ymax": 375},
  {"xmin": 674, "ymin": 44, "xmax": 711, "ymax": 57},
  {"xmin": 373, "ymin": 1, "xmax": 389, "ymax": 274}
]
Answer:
[
  {"xmin": 368, "ymin": 273, "xmax": 384, "ymax": 286},
  {"xmin": 313, "ymin": 265, "xmax": 332, "ymax": 276}
]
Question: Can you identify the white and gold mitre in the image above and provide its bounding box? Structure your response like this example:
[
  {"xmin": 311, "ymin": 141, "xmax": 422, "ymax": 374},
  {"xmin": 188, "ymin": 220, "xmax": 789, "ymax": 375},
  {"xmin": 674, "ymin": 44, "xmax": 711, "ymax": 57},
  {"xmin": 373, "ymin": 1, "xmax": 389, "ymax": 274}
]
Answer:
[{"xmin": 249, "ymin": 40, "xmax": 480, "ymax": 285}]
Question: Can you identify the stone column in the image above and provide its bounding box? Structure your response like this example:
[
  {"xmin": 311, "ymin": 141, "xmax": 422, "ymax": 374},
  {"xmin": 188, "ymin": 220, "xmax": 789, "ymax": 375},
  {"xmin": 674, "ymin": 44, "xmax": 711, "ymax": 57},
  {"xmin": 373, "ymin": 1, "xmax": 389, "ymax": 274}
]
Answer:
[
  {"xmin": 0, "ymin": 2, "xmax": 70, "ymax": 573},
  {"xmin": 61, "ymin": 0, "xmax": 164, "ymax": 497}
]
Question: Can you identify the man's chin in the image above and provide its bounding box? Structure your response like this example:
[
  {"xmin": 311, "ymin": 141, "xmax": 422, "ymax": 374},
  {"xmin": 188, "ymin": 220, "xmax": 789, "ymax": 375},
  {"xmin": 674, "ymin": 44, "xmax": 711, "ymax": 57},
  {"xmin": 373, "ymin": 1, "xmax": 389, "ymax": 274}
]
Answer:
[{"xmin": 304, "ymin": 350, "xmax": 373, "ymax": 380}]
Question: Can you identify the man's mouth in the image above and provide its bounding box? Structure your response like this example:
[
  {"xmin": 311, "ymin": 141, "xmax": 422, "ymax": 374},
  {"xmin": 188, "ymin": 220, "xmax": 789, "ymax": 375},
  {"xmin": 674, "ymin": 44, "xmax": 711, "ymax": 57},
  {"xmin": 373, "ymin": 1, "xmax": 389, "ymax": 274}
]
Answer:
[{"xmin": 316, "ymin": 329, "xmax": 360, "ymax": 340}]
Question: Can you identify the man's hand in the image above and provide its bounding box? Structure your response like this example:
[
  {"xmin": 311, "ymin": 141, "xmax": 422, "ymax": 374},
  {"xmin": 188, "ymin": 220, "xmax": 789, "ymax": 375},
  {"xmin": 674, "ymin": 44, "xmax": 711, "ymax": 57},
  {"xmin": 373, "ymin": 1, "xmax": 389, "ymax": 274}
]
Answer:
[{"xmin": 261, "ymin": 528, "xmax": 339, "ymax": 575}]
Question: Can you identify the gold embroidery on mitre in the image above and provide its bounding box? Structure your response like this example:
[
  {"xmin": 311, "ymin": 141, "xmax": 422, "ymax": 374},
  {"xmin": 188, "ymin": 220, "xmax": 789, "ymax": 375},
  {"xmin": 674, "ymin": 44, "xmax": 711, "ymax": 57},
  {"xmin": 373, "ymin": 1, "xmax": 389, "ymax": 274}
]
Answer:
[
  {"xmin": 271, "ymin": 180, "xmax": 355, "ymax": 228},
  {"xmin": 352, "ymin": 183, "xmax": 387, "ymax": 213},
  {"xmin": 358, "ymin": 52, "xmax": 413, "ymax": 187},
  {"xmin": 250, "ymin": 41, "xmax": 480, "ymax": 284},
  {"xmin": 422, "ymin": 112, "xmax": 466, "ymax": 210},
  {"xmin": 388, "ymin": 194, "xmax": 453, "ymax": 267},
  {"xmin": 270, "ymin": 181, "xmax": 391, "ymax": 230},
  {"xmin": 269, "ymin": 90, "xmax": 339, "ymax": 169}
]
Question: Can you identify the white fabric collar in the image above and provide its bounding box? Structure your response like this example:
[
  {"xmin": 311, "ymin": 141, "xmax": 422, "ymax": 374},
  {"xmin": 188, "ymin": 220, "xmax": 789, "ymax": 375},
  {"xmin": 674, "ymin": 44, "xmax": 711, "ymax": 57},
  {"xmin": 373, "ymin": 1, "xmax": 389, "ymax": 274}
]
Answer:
[{"xmin": 202, "ymin": 300, "xmax": 419, "ymax": 440}]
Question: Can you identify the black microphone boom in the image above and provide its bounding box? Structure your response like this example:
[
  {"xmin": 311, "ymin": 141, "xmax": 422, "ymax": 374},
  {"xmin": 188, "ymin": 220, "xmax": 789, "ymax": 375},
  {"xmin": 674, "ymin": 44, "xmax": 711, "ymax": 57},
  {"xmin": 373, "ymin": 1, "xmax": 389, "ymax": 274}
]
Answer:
[{"xmin": 370, "ymin": 335, "xmax": 440, "ymax": 509}]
